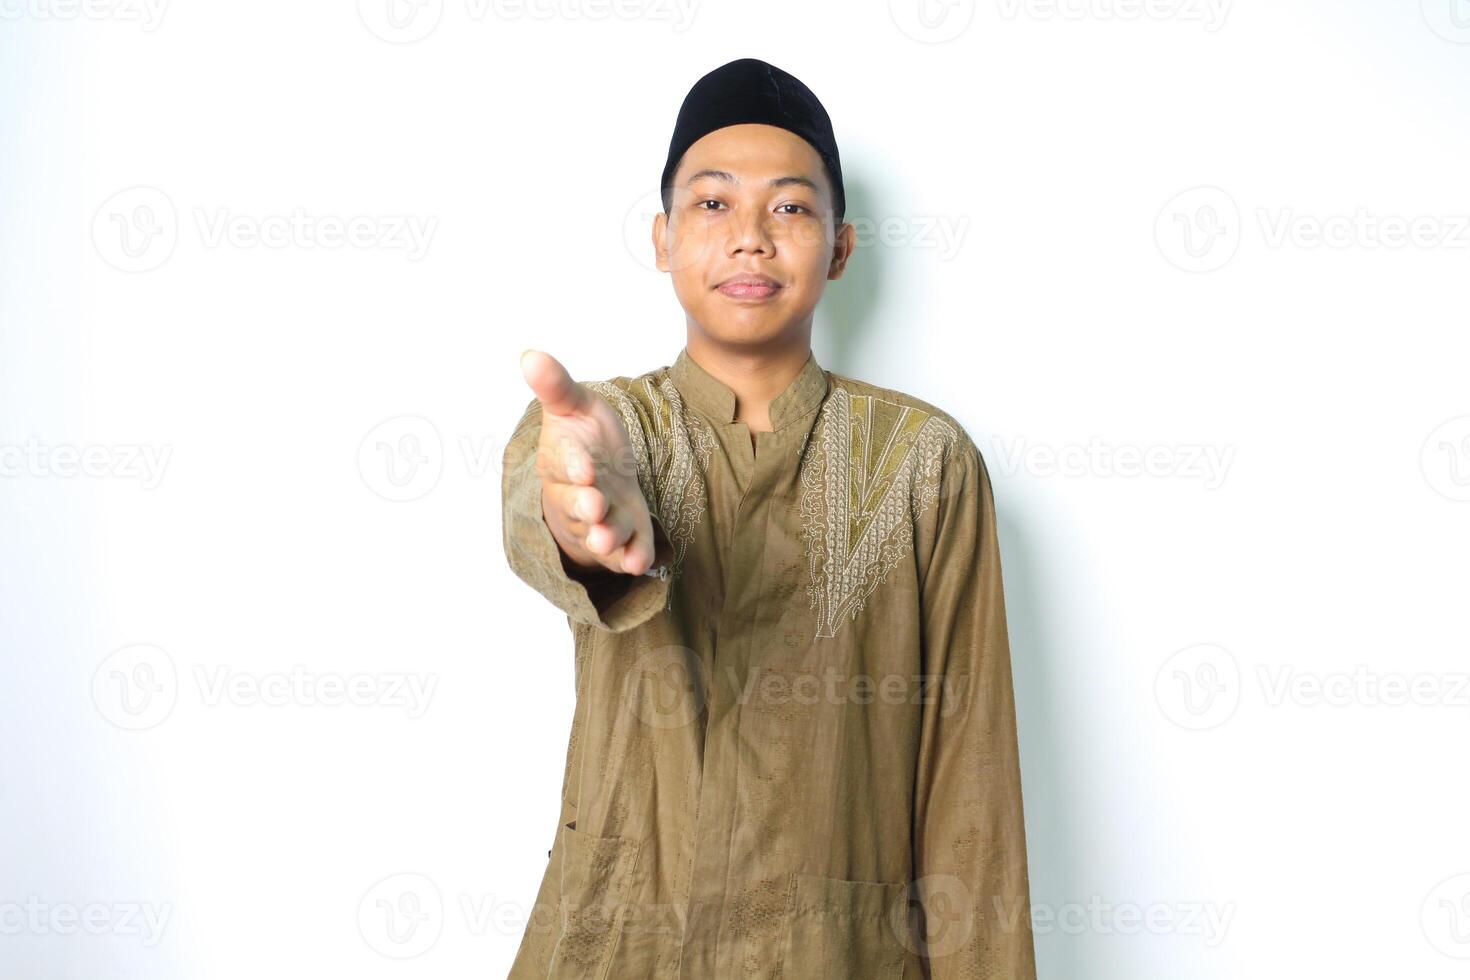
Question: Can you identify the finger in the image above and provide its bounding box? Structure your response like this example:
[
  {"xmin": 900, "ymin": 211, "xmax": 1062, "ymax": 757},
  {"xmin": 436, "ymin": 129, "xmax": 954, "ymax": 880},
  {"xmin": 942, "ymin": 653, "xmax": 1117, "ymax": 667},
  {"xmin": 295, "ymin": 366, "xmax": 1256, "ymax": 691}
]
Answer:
[
  {"xmin": 545, "ymin": 482, "xmax": 607, "ymax": 527},
  {"xmin": 584, "ymin": 504, "xmax": 635, "ymax": 557},
  {"xmin": 611, "ymin": 525, "xmax": 655, "ymax": 576},
  {"xmin": 520, "ymin": 349, "xmax": 595, "ymax": 418}
]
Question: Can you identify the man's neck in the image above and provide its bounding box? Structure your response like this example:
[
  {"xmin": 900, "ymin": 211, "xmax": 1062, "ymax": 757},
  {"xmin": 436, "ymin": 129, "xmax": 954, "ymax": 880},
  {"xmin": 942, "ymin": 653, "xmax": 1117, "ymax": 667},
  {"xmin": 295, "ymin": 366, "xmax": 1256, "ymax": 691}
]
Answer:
[{"xmin": 683, "ymin": 332, "xmax": 812, "ymax": 433}]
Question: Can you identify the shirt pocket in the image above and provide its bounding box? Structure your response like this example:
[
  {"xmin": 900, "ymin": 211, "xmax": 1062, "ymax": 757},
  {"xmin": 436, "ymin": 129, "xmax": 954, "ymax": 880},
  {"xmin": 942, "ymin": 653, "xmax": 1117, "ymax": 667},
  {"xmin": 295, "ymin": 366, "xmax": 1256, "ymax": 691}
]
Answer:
[
  {"xmin": 783, "ymin": 872, "xmax": 908, "ymax": 980},
  {"xmin": 547, "ymin": 820, "xmax": 643, "ymax": 980}
]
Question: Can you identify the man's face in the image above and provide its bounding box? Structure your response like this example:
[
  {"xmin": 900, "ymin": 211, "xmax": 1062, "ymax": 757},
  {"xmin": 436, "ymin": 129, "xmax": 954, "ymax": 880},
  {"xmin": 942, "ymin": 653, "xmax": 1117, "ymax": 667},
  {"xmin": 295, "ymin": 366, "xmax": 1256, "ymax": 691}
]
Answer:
[{"xmin": 654, "ymin": 123, "xmax": 854, "ymax": 347}]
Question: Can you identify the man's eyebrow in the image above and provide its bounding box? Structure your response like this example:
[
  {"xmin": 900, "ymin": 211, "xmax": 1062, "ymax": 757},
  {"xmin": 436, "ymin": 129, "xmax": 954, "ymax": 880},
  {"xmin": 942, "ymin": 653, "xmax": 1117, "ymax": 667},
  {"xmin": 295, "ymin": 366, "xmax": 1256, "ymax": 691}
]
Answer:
[{"xmin": 684, "ymin": 169, "xmax": 821, "ymax": 194}]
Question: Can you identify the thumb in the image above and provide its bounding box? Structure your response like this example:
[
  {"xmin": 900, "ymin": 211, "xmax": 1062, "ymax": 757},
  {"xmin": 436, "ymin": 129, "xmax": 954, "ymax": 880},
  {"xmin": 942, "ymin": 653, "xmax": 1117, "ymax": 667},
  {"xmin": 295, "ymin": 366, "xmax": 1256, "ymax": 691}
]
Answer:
[{"xmin": 520, "ymin": 349, "xmax": 592, "ymax": 418}]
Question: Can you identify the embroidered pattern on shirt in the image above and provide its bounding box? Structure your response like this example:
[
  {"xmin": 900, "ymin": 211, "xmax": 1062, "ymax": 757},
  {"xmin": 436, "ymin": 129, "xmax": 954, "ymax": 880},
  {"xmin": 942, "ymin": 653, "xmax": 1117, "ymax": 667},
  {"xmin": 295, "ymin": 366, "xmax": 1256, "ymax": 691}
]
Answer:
[
  {"xmin": 799, "ymin": 384, "xmax": 958, "ymax": 640},
  {"xmin": 585, "ymin": 376, "xmax": 714, "ymax": 607}
]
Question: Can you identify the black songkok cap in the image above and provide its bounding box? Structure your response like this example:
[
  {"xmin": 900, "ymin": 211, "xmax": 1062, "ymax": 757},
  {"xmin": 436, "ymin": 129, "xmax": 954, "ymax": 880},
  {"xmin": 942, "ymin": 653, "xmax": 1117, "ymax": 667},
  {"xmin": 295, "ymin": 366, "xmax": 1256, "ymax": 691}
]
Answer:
[{"xmin": 660, "ymin": 58, "xmax": 844, "ymax": 223}]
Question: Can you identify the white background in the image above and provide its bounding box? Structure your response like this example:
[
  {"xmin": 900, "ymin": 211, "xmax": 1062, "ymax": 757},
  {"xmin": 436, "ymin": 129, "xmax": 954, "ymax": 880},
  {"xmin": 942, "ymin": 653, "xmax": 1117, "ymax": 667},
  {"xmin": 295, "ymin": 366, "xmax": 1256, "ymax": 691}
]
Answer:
[{"xmin": 3, "ymin": 1, "xmax": 1469, "ymax": 977}]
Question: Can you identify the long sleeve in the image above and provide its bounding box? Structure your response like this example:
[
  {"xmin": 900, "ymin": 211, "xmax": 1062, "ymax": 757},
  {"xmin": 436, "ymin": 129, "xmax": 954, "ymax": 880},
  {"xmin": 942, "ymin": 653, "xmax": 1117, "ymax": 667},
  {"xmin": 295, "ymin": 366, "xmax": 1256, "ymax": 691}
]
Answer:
[
  {"xmin": 500, "ymin": 394, "xmax": 673, "ymax": 632},
  {"xmin": 911, "ymin": 432, "xmax": 1037, "ymax": 979}
]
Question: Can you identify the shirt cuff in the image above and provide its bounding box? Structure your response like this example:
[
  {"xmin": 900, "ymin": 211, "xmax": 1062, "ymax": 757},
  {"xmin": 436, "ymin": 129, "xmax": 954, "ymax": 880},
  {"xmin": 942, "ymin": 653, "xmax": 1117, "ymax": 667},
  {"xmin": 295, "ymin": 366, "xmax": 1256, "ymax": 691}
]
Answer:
[{"xmin": 521, "ymin": 500, "xmax": 675, "ymax": 632}]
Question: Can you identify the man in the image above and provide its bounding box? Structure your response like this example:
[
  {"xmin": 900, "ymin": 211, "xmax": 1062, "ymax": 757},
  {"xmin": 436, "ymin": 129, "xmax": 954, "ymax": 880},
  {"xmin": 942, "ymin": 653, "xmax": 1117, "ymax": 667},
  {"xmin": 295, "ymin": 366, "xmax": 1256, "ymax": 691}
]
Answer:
[{"xmin": 503, "ymin": 58, "xmax": 1037, "ymax": 979}]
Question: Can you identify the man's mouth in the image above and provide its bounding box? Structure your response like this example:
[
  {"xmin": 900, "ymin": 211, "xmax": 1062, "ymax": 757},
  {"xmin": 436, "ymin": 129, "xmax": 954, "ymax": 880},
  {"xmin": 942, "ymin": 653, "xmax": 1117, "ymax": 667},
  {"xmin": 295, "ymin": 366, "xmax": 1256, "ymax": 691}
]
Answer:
[{"xmin": 716, "ymin": 274, "xmax": 781, "ymax": 300}]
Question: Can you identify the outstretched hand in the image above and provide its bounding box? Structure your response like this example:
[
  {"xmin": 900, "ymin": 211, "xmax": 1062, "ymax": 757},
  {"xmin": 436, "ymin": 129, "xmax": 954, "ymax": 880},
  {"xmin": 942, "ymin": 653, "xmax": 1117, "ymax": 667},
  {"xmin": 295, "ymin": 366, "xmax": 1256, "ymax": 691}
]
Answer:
[{"xmin": 519, "ymin": 349, "xmax": 659, "ymax": 577}]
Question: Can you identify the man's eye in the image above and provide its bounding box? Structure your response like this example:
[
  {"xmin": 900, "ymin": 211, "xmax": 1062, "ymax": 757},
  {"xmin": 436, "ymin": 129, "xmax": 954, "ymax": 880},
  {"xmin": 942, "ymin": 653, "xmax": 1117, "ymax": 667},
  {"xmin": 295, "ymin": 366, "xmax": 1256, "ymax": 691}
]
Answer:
[
  {"xmin": 696, "ymin": 199, "xmax": 725, "ymax": 211},
  {"xmin": 777, "ymin": 203, "xmax": 810, "ymax": 215}
]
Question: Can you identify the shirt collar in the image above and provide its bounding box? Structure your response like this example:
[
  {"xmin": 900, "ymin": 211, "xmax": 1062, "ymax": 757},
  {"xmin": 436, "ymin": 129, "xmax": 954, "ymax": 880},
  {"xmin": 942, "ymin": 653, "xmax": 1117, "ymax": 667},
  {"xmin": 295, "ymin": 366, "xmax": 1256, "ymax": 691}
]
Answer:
[{"xmin": 669, "ymin": 346, "xmax": 828, "ymax": 430}]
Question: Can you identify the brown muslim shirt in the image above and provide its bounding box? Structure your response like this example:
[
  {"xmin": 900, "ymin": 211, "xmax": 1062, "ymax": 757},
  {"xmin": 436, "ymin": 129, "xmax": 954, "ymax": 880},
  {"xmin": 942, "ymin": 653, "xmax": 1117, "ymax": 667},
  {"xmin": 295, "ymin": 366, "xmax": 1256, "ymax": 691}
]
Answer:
[{"xmin": 501, "ymin": 346, "xmax": 1037, "ymax": 980}]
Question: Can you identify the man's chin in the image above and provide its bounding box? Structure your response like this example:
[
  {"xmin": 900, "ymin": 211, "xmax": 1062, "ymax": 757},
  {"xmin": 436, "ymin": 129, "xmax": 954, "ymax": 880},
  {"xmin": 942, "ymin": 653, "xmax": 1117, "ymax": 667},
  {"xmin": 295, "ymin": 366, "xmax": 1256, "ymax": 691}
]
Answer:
[{"xmin": 688, "ymin": 319, "xmax": 803, "ymax": 348}]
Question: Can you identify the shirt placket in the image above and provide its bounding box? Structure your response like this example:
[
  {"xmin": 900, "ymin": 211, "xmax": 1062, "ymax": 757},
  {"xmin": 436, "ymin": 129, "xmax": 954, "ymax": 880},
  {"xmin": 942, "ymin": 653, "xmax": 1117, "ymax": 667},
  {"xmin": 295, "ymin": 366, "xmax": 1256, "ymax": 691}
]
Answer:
[{"xmin": 676, "ymin": 418, "xmax": 783, "ymax": 979}]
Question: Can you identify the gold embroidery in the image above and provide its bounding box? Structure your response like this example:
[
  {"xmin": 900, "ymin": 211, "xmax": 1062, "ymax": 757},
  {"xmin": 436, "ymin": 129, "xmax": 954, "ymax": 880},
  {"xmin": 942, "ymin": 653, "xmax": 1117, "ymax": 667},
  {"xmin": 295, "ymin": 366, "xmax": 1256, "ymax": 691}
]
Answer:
[
  {"xmin": 585, "ymin": 377, "xmax": 714, "ymax": 609},
  {"xmin": 799, "ymin": 384, "xmax": 958, "ymax": 639}
]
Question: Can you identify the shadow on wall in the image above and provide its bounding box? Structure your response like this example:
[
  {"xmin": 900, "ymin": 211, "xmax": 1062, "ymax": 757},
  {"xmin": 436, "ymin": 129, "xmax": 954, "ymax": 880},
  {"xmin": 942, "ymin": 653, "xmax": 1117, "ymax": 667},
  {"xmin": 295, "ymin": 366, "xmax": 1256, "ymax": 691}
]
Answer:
[
  {"xmin": 997, "ymin": 501, "xmax": 1091, "ymax": 980},
  {"xmin": 814, "ymin": 175, "xmax": 886, "ymax": 369},
  {"xmin": 823, "ymin": 172, "xmax": 1092, "ymax": 980}
]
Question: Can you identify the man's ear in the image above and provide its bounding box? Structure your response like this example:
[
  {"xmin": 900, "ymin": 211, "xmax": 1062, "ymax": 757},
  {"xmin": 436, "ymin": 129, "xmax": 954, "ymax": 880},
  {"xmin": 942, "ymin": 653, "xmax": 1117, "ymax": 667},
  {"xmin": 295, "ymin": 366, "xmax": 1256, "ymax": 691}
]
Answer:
[
  {"xmin": 652, "ymin": 210, "xmax": 670, "ymax": 273},
  {"xmin": 827, "ymin": 221, "xmax": 856, "ymax": 280}
]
